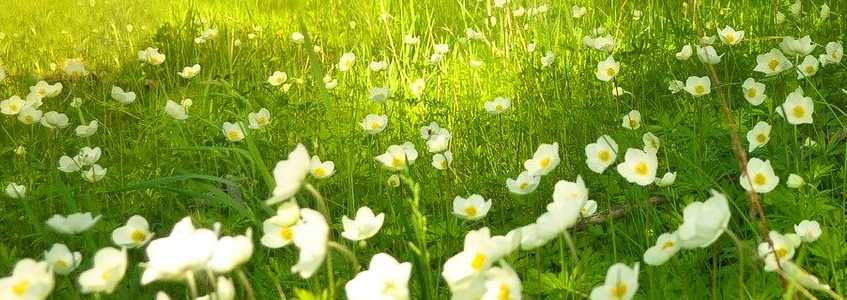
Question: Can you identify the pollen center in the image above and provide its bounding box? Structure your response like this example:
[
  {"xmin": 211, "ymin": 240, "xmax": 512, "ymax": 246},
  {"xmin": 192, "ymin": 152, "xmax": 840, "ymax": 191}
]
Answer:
[
  {"xmin": 746, "ymin": 88, "xmax": 757, "ymax": 98},
  {"xmin": 131, "ymin": 229, "xmax": 146, "ymax": 242},
  {"xmin": 598, "ymin": 150, "xmax": 611, "ymax": 162},
  {"xmin": 470, "ymin": 252, "xmax": 486, "ymax": 272},
  {"xmin": 756, "ymin": 134, "xmax": 768, "ymax": 144},
  {"xmin": 661, "ymin": 240, "xmax": 675, "ymax": 250},
  {"xmin": 280, "ymin": 226, "xmax": 293, "ymax": 241},
  {"xmin": 768, "ymin": 59, "xmax": 780, "ymax": 71},
  {"xmin": 12, "ymin": 280, "xmax": 29, "ymax": 296},
  {"xmin": 694, "ymin": 85, "xmax": 705, "ymax": 94},
  {"xmin": 634, "ymin": 162, "xmax": 649, "ymax": 176},
  {"xmin": 464, "ymin": 206, "xmax": 478, "ymax": 218},
  {"xmin": 498, "ymin": 283, "xmax": 511, "ymax": 300},
  {"xmin": 753, "ymin": 173, "xmax": 767, "ymax": 186},
  {"xmin": 791, "ymin": 105, "xmax": 805, "ymax": 119},
  {"xmin": 611, "ymin": 282, "xmax": 628, "ymax": 298},
  {"xmin": 539, "ymin": 157, "xmax": 551, "ymax": 168}
]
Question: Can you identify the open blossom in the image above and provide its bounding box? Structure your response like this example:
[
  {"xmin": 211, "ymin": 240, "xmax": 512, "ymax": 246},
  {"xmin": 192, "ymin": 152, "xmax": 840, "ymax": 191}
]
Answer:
[
  {"xmin": 177, "ymin": 64, "xmax": 201, "ymax": 78},
  {"xmin": 453, "ymin": 194, "xmax": 492, "ymax": 221},
  {"xmin": 595, "ymin": 55, "xmax": 620, "ymax": 82},
  {"xmin": 642, "ymin": 132, "xmax": 660, "ymax": 153},
  {"xmin": 643, "ymin": 232, "xmax": 680, "ymax": 266},
  {"xmin": 484, "ymin": 97, "xmax": 511, "ymax": 114},
  {"xmin": 622, "ymin": 110, "xmax": 641, "ymax": 129},
  {"xmin": 267, "ymin": 144, "xmax": 311, "ymax": 205},
  {"xmin": 341, "ymin": 206, "xmax": 385, "ymax": 241},
  {"xmin": 675, "ymin": 44, "xmax": 692, "ymax": 60},
  {"xmin": 0, "ymin": 258, "xmax": 54, "ymax": 299},
  {"xmin": 40, "ymin": 111, "xmax": 69, "ymax": 129},
  {"xmin": 781, "ymin": 87, "xmax": 814, "ymax": 125},
  {"xmin": 63, "ymin": 58, "xmax": 88, "ymax": 77},
  {"xmin": 746, "ymin": 121, "xmax": 771, "ymax": 152},
  {"xmin": 5, "ymin": 182, "xmax": 26, "ymax": 199},
  {"xmin": 369, "ymin": 86, "xmax": 390, "ymax": 103},
  {"xmin": 291, "ymin": 209, "xmax": 329, "ymax": 278},
  {"xmin": 796, "ymin": 55, "xmax": 819, "ymax": 79},
  {"xmin": 208, "ymin": 230, "xmax": 254, "ymax": 273},
  {"xmin": 46, "ymin": 212, "xmax": 100, "ymax": 234},
  {"xmin": 338, "ymin": 52, "xmax": 356, "ymax": 72},
  {"xmin": 741, "ymin": 78, "xmax": 766, "ymax": 106},
  {"xmin": 480, "ymin": 263, "xmax": 522, "ymax": 300},
  {"xmin": 581, "ymin": 200, "xmax": 598, "ymax": 217},
  {"xmin": 740, "ymin": 157, "xmax": 779, "ymax": 193},
  {"xmin": 1, "ymin": 95, "xmax": 26, "ymax": 115},
  {"xmin": 375, "ymin": 142, "xmax": 418, "ymax": 171},
  {"xmin": 758, "ymin": 231, "xmax": 801, "ymax": 272},
  {"xmin": 696, "ymin": 46, "xmax": 721, "ymax": 64},
  {"xmin": 221, "ymin": 122, "xmax": 244, "ymax": 142},
  {"xmin": 540, "ymin": 51, "xmax": 556, "ymax": 68},
  {"xmin": 524, "ymin": 143, "xmax": 560, "ymax": 176},
  {"xmin": 309, "ymin": 156, "xmax": 335, "ymax": 179},
  {"xmin": 345, "ymin": 253, "xmax": 412, "ymax": 300},
  {"xmin": 677, "ymin": 190, "xmax": 730, "ymax": 248},
  {"xmin": 794, "ymin": 220, "xmax": 821, "ymax": 242},
  {"xmin": 780, "ymin": 36, "xmax": 815, "ymax": 56},
  {"xmin": 683, "ymin": 76, "xmax": 711, "ymax": 97},
  {"xmin": 585, "ymin": 135, "xmax": 618, "ymax": 173},
  {"xmin": 110, "ymin": 86, "xmax": 136, "ymax": 105},
  {"xmin": 248, "ymin": 108, "xmax": 271, "ymax": 129},
  {"xmin": 572, "ymin": 5, "xmax": 587, "ymax": 18},
  {"xmin": 261, "ymin": 202, "xmax": 300, "ymax": 248},
  {"xmin": 75, "ymin": 120, "xmax": 99, "ymax": 137},
  {"xmin": 718, "ymin": 26, "xmax": 744, "ymax": 45},
  {"xmin": 111, "ymin": 215, "xmax": 153, "ymax": 248},
  {"xmin": 164, "ymin": 100, "xmax": 188, "ymax": 120},
  {"xmin": 616, "ymin": 148, "xmax": 658, "ymax": 186},
  {"xmin": 754, "ymin": 49, "xmax": 793, "ymax": 76},
  {"xmin": 590, "ymin": 263, "xmax": 639, "ymax": 300},
  {"xmin": 137, "ymin": 47, "xmax": 166, "ymax": 65},
  {"xmin": 426, "ymin": 131, "xmax": 451, "ymax": 153},
  {"xmin": 361, "ymin": 114, "xmax": 388, "ymax": 134},
  {"xmin": 141, "ymin": 217, "xmax": 218, "ymax": 284},
  {"xmin": 818, "ymin": 41, "xmax": 843, "ymax": 65},
  {"xmin": 432, "ymin": 151, "xmax": 453, "ymax": 170},
  {"xmin": 268, "ymin": 71, "xmax": 288, "ymax": 86},
  {"xmin": 78, "ymin": 247, "xmax": 127, "ymax": 294},
  {"xmin": 583, "ymin": 35, "xmax": 615, "ymax": 52},
  {"xmin": 506, "ymin": 171, "xmax": 540, "ymax": 195},
  {"xmin": 17, "ymin": 106, "xmax": 43, "ymax": 125},
  {"xmin": 44, "ymin": 243, "xmax": 82, "ymax": 275}
]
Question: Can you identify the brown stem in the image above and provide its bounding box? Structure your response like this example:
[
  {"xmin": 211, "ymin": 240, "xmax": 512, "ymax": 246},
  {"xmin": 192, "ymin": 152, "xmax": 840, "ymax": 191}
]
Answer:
[{"xmin": 574, "ymin": 196, "xmax": 666, "ymax": 231}]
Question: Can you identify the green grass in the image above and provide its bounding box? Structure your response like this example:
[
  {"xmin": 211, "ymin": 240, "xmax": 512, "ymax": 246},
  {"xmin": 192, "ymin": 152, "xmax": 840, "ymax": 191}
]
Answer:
[{"xmin": 1, "ymin": 0, "xmax": 846, "ymax": 299}]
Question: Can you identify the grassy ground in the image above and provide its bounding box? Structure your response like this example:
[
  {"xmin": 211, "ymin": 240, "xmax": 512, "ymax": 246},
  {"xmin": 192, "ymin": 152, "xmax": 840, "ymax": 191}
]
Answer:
[{"xmin": 1, "ymin": 0, "xmax": 845, "ymax": 299}]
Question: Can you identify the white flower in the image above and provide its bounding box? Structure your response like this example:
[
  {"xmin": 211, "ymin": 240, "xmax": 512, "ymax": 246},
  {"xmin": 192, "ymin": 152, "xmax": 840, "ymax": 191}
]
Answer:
[
  {"xmin": 696, "ymin": 46, "xmax": 722, "ymax": 64},
  {"xmin": 141, "ymin": 217, "xmax": 219, "ymax": 284},
  {"xmin": 338, "ymin": 52, "xmax": 356, "ymax": 72},
  {"xmin": 40, "ymin": 111, "xmax": 69, "ymax": 129},
  {"xmin": 369, "ymin": 87, "xmax": 390, "ymax": 103},
  {"xmin": 75, "ymin": 120, "xmax": 99, "ymax": 137},
  {"xmin": 643, "ymin": 233, "xmax": 680, "ymax": 266},
  {"xmin": 82, "ymin": 164, "xmax": 108, "ymax": 183},
  {"xmin": 110, "ymin": 86, "xmax": 136, "ymax": 105},
  {"xmin": 518, "ymin": 223, "xmax": 555, "ymax": 250},
  {"xmin": 177, "ymin": 64, "xmax": 201, "ymax": 78},
  {"xmin": 268, "ymin": 71, "xmax": 288, "ymax": 86},
  {"xmin": 786, "ymin": 173, "xmax": 805, "ymax": 188},
  {"xmin": 589, "ymin": 263, "xmax": 639, "ymax": 300},
  {"xmin": 323, "ymin": 75, "xmax": 338, "ymax": 90},
  {"xmin": 78, "ymin": 247, "xmax": 127, "ymax": 294},
  {"xmin": 164, "ymin": 100, "xmax": 187, "ymax": 120},
  {"xmin": 465, "ymin": 28, "xmax": 483, "ymax": 40},
  {"xmin": 63, "ymin": 58, "xmax": 88, "ymax": 77},
  {"xmin": 622, "ymin": 110, "xmax": 641, "ymax": 129},
  {"xmin": 433, "ymin": 43, "xmax": 449, "ymax": 54},
  {"xmin": 585, "ymin": 135, "xmax": 618, "ymax": 174},
  {"xmin": 742, "ymin": 78, "xmax": 766, "ymax": 106},
  {"xmin": 484, "ymin": 97, "xmax": 511, "ymax": 115},
  {"xmin": 740, "ymin": 157, "xmax": 779, "ymax": 193},
  {"xmin": 369, "ymin": 60, "xmax": 389, "ymax": 72},
  {"xmin": 260, "ymin": 202, "xmax": 300, "ymax": 248},
  {"xmin": 677, "ymin": 190, "xmax": 731, "ymax": 248},
  {"xmin": 290, "ymin": 32, "xmax": 305, "ymax": 44},
  {"xmin": 595, "ymin": 55, "xmax": 620, "ymax": 82},
  {"xmin": 780, "ymin": 36, "xmax": 815, "ymax": 56},
  {"xmin": 571, "ymin": 5, "xmax": 587, "ymax": 18},
  {"xmin": 818, "ymin": 41, "xmax": 843, "ymax": 65},
  {"xmin": 341, "ymin": 206, "xmax": 385, "ymax": 241},
  {"xmin": 46, "ymin": 212, "xmax": 100, "ymax": 234},
  {"xmin": 754, "ymin": 49, "xmax": 793, "ymax": 76},
  {"xmin": 222, "ymin": 122, "xmax": 244, "ymax": 142},
  {"xmin": 746, "ymin": 121, "xmax": 772, "ymax": 152},
  {"xmin": 197, "ymin": 276, "xmax": 236, "ymax": 300},
  {"xmin": 583, "ymin": 35, "xmax": 616, "ymax": 53},
  {"xmin": 819, "ymin": 3, "xmax": 831, "ymax": 20},
  {"xmin": 524, "ymin": 143, "xmax": 560, "ymax": 176},
  {"xmin": 796, "ymin": 55, "xmax": 819, "ymax": 79},
  {"xmin": 291, "ymin": 209, "xmax": 329, "ymax": 278},
  {"xmin": 789, "ymin": 0, "xmax": 802, "ymax": 15},
  {"xmin": 642, "ymin": 132, "xmax": 660, "ymax": 153},
  {"xmin": 111, "ymin": 215, "xmax": 153, "ymax": 248},
  {"xmin": 781, "ymin": 87, "xmax": 814, "ymax": 125},
  {"xmin": 75, "ymin": 146, "xmax": 102, "ymax": 166},
  {"xmin": 309, "ymin": 156, "xmax": 335, "ymax": 179},
  {"xmin": 683, "ymin": 76, "xmax": 711, "ymax": 97},
  {"xmin": 345, "ymin": 253, "xmax": 412, "ymax": 300},
  {"xmin": 616, "ymin": 148, "xmax": 658, "ymax": 186},
  {"xmin": 426, "ymin": 131, "xmax": 451, "ymax": 153},
  {"xmin": 540, "ymin": 51, "xmax": 556, "ymax": 68},
  {"xmin": 506, "ymin": 171, "xmax": 540, "ymax": 195},
  {"xmin": 403, "ymin": 34, "xmax": 420, "ymax": 45},
  {"xmin": 0, "ymin": 259, "xmax": 54, "ymax": 299},
  {"xmin": 480, "ymin": 263, "xmax": 522, "ymax": 300},
  {"xmin": 655, "ymin": 172, "xmax": 677, "ymax": 187},
  {"xmin": 0, "ymin": 95, "xmax": 26, "ymax": 115},
  {"xmin": 453, "ymin": 194, "xmax": 492, "ymax": 221},
  {"xmin": 758, "ymin": 231, "xmax": 801, "ymax": 272},
  {"xmin": 208, "ymin": 230, "xmax": 254, "ymax": 273},
  {"xmin": 138, "ymin": 47, "xmax": 166, "ymax": 65},
  {"xmin": 248, "ymin": 108, "xmax": 271, "ymax": 129},
  {"xmin": 409, "ymin": 78, "xmax": 425, "ymax": 98},
  {"xmin": 44, "ymin": 244, "xmax": 82, "ymax": 275},
  {"xmin": 675, "ymin": 44, "xmax": 692, "ymax": 60},
  {"xmin": 375, "ymin": 142, "xmax": 418, "ymax": 171},
  {"xmin": 783, "ymin": 262, "xmax": 832, "ymax": 291},
  {"xmin": 30, "ymin": 81, "xmax": 62, "ymax": 99},
  {"xmin": 267, "ymin": 144, "xmax": 311, "ymax": 205},
  {"xmin": 432, "ymin": 151, "xmax": 453, "ymax": 170},
  {"xmin": 580, "ymin": 200, "xmax": 598, "ymax": 218},
  {"xmin": 668, "ymin": 80, "xmax": 685, "ymax": 94},
  {"xmin": 58, "ymin": 155, "xmax": 81, "ymax": 173},
  {"xmin": 17, "ymin": 106, "xmax": 43, "ymax": 125},
  {"xmin": 5, "ymin": 182, "xmax": 26, "ymax": 199},
  {"xmin": 442, "ymin": 229, "xmax": 499, "ymax": 293},
  {"xmin": 717, "ymin": 26, "xmax": 744, "ymax": 45},
  {"xmin": 793, "ymin": 220, "xmax": 821, "ymax": 242},
  {"xmin": 361, "ymin": 114, "xmax": 388, "ymax": 135}
]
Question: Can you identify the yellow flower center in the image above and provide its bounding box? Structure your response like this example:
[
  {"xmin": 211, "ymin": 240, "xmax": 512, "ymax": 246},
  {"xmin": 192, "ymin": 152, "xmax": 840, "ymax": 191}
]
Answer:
[
  {"xmin": 775, "ymin": 248, "xmax": 788, "ymax": 259},
  {"xmin": 495, "ymin": 104, "xmax": 504, "ymax": 111},
  {"xmin": 694, "ymin": 85, "xmax": 705, "ymax": 94},
  {"xmin": 23, "ymin": 115, "xmax": 33, "ymax": 124},
  {"xmin": 313, "ymin": 167, "xmax": 326, "ymax": 177},
  {"xmin": 9, "ymin": 103, "xmax": 19, "ymax": 112},
  {"xmin": 131, "ymin": 229, "xmax": 147, "ymax": 242},
  {"xmin": 606, "ymin": 67, "xmax": 617, "ymax": 77},
  {"xmin": 226, "ymin": 130, "xmax": 241, "ymax": 141},
  {"xmin": 518, "ymin": 182, "xmax": 528, "ymax": 190},
  {"xmin": 101, "ymin": 269, "xmax": 113, "ymax": 280},
  {"xmin": 464, "ymin": 206, "xmax": 477, "ymax": 218},
  {"xmin": 598, "ymin": 150, "xmax": 611, "ymax": 162},
  {"xmin": 634, "ymin": 162, "xmax": 649, "ymax": 176},
  {"xmin": 391, "ymin": 155, "xmax": 405, "ymax": 168},
  {"xmin": 725, "ymin": 33, "xmax": 736, "ymax": 44},
  {"xmin": 470, "ymin": 252, "xmax": 486, "ymax": 272},
  {"xmin": 768, "ymin": 59, "xmax": 780, "ymax": 71},
  {"xmin": 257, "ymin": 116, "xmax": 268, "ymax": 126},
  {"xmin": 280, "ymin": 226, "xmax": 293, "ymax": 241},
  {"xmin": 661, "ymin": 240, "xmax": 675, "ymax": 250},
  {"xmin": 370, "ymin": 121, "xmax": 381, "ymax": 130},
  {"xmin": 55, "ymin": 260, "xmax": 68, "ymax": 269},
  {"xmin": 804, "ymin": 65, "xmax": 815, "ymax": 74},
  {"xmin": 539, "ymin": 157, "xmax": 551, "ymax": 168},
  {"xmin": 383, "ymin": 281, "xmax": 398, "ymax": 294},
  {"xmin": 756, "ymin": 134, "xmax": 768, "ymax": 144},
  {"xmin": 753, "ymin": 173, "xmax": 767, "ymax": 186},
  {"xmin": 791, "ymin": 105, "xmax": 805, "ymax": 119},
  {"xmin": 611, "ymin": 282, "xmax": 628, "ymax": 299},
  {"xmin": 498, "ymin": 283, "xmax": 511, "ymax": 300},
  {"xmin": 746, "ymin": 88, "xmax": 757, "ymax": 98},
  {"xmin": 629, "ymin": 119, "xmax": 638, "ymax": 128},
  {"xmin": 12, "ymin": 279, "xmax": 29, "ymax": 296}
]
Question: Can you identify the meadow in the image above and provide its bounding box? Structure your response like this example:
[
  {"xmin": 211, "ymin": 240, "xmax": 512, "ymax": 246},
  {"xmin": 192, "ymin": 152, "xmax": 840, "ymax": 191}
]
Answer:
[{"xmin": 1, "ymin": 0, "xmax": 846, "ymax": 299}]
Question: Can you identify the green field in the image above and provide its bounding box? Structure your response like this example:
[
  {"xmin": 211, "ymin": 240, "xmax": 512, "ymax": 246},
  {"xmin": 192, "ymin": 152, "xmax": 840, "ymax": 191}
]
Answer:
[{"xmin": 1, "ymin": 0, "xmax": 846, "ymax": 299}]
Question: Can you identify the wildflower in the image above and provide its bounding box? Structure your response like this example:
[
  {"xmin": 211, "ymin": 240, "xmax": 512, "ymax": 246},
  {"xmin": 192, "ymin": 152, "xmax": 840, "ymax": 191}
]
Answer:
[
  {"xmin": 780, "ymin": 36, "xmax": 815, "ymax": 56},
  {"xmin": 540, "ymin": 51, "xmax": 556, "ymax": 68},
  {"xmin": 696, "ymin": 46, "xmax": 722, "ymax": 64},
  {"xmin": 137, "ymin": 47, "xmax": 166, "ymax": 65},
  {"xmin": 746, "ymin": 121, "xmax": 772, "ymax": 152},
  {"xmin": 369, "ymin": 60, "xmax": 389, "ymax": 72},
  {"xmin": 595, "ymin": 55, "xmax": 620, "ymax": 82},
  {"xmin": 341, "ymin": 206, "xmax": 385, "ymax": 241},
  {"xmin": 345, "ymin": 253, "xmax": 411, "ymax": 300},
  {"xmin": 786, "ymin": 174, "xmax": 805, "ymax": 189},
  {"xmin": 818, "ymin": 41, "xmax": 843, "ymax": 65},
  {"xmin": 110, "ymin": 86, "xmax": 136, "ymax": 105},
  {"xmin": 426, "ymin": 131, "xmax": 451, "ymax": 153},
  {"xmin": 622, "ymin": 110, "xmax": 641, "ymax": 129},
  {"xmin": 361, "ymin": 114, "xmax": 388, "ymax": 135},
  {"xmin": 757, "ymin": 231, "xmax": 801, "ymax": 271},
  {"xmin": 369, "ymin": 87, "xmax": 390, "ymax": 104},
  {"xmin": 260, "ymin": 202, "xmax": 300, "ymax": 248},
  {"xmin": 409, "ymin": 78, "xmax": 425, "ymax": 98},
  {"xmin": 75, "ymin": 120, "xmax": 99, "ymax": 137},
  {"xmin": 742, "ymin": 78, "xmax": 766, "ymax": 106},
  {"xmin": 338, "ymin": 52, "xmax": 356, "ymax": 72},
  {"xmin": 208, "ymin": 230, "xmax": 254, "ymax": 273},
  {"xmin": 291, "ymin": 209, "xmax": 329, "ymax": 278},
  {"xmin": 375, "ymin": 142, "xmax": 418, "ymax": 171},
  {"xmin": 141, "ymin": 217, "xmax": 219, "ymax": 284},
  {"xmin": 40, "ymin": 111, "xmax": 69, "ymax": 129},
  {"xmin": 794, "ymin": 220, "xmax": 821, "ymax": 242},
  {"xmin": 453, "ymin": 194, "xmax": 492, "ymax": 221},
  {"xmin": 481, "ymin": 263, "xmax": 522, "ymax": 300},
  {"xmin": 267, "ymin": 144, "xmax": 311, "ymax": 205},
  {"xmin": 177, "ymin": 64, "xmax": 201, "ymax": 78},
  {"xmin": 677, "ymin": 190, "xmax": 731, "ymax": 248},
  {"xmin": 781, "ymin": 87, "xmax": 814, "ymax": 125},
  {"xmin": 683, "ymin": 76, "xmax": 711, "ymax": 97},
  {"xmin": 581, "ymin": 200, "xmax": 598, "ymax": 217},
  {"xmin": 403, "ymin": 34, "xmax": 420, "ymax": 45},
  {"xmin": 782, "ymin": 262, "xmax": 833, "ymax": 291},
  {"xmin": 432, "ymin": 151, "xmax": 453, "ymax": 170},
  {"xmin": 616, "ymin": 148, "xmax": 658, "ymax": 186},
  {"xmin": 63, "ymin": 58, "xmax": 88, "ymax": 77},
  {"xmin": 668, "ymin": 80, "xmax": 684, "ymax": 94},
  {"xmin": 754, "ymin": 49, "xmax": 793, "ymax": 76},
  {"xmin": 309, "ymin": 156, "xmax": 335, "ymax": 179},
  {"xmin": 585, "ymin": 135, "xmax": 618, "ymax": 174},
  {"xmin": 524, "ymin": 143, "xmax": 560, "ymax": 176},
  {"xmin": 740, "ymin": 158, "xmax": 779, "ymax": 193},
  {"xmin": 46, "ymin": 212, "xmax": 100, "ymax": 234},
  {"xmin": 248, "ymin": 108, "xmax": 271, "ymax": 129},
  {"xmin": 675, "ymin": 44, "xmax": 692, "ymax": 60},
  {"xmin": 717, "ymin": 26, "xmax": 744, "ymax": 45},
  {"xmin": 589, "ymin": 263, "xmax": 639, "ymax": 300},
  {"xmin": 796, "ymin": 55, "xmax": 819, "ymax": 79},
  {"xmin": 78, "ymin": 247, "xmax": 127, "ymax": 294},
  {"xmin": 17, "ymin": 107, "xmax": 43, "ymax": 125},
  {"xmin": 484, "ymin": 97, "xmax": 511, "ymax": 114},
  {"xmin": 642, "ymin": 132, "xmax": 660, "ymax": 153},
  {"xmin": 506, "ymin": 171, "xmax": 540, "ymax": 195},
  {"xmin": 0, "ymin": 259, "xmax": 54, "ymax": 299},
  {"xmin": 44, "ymin": 244, "xmax": 82, "ymax": 275},
  {"xmin": 222, "ymin": 122, "xmax": 244, "ymax": 142},
  {"xmin": 583, "ymin": 35, "xmax": 615, "ymax": 52},
  {"xmin": 5, "ymin": 183, "xmax": 26, "ymax": 199},
  {"xmin": 164, "ymin": 100, "xmax": 188, "ymax": 120},
  {"xmin": 268, "ymin": 71, "xmax": 288, "ymax": 86},
  {"xmin": 290, "ymin": 32, "xmax": 305, "ymax": 44},
  {"xmin": 655, "ymin": 172, "xmax": 677, "ymax": 187},
  {"xmin": 111, "ymin": 215, "xmax": 153, "ymax": 248},
  {"xmin": 643, "ymin": 233, "xmax": 680, "ymax": 266},
  {"xmin": 1, "ymin": 96, "xmax": 25, "ymax": 115}
]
